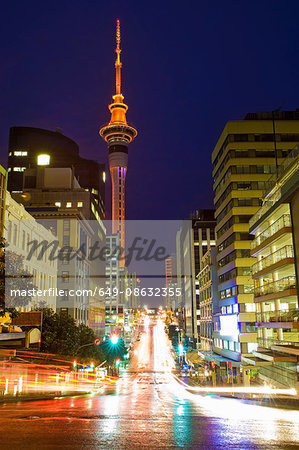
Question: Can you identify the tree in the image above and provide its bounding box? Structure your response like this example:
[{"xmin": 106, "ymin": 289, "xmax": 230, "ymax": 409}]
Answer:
[
  {"xmin": 39, "ymin": 308, "xmax": 104, "ymax": 363},
  {"xmin": 77, "ymin": 324, "xmax": 105, "ymax": 361}
]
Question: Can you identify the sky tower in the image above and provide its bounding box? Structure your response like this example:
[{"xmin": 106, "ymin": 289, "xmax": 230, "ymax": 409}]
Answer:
[{"xmin": 100, "ymin": 19, "xmax": 137, "ymax": 253}]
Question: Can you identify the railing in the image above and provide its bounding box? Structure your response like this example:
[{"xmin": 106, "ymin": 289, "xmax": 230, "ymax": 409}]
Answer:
[
  {"xmin": 251, "ymin": 245, "xmax": 294, "ymax": 274},
  {"xmin": 257, "ymin": 337, "xmax": 299, "ymax": 349},
  {"xmin": 251, "ymin": 214, "xmax": 291, "ymax": 250},
  {"xmin": 256, "ymin": 308, "xmax": 299, "ymax": 323},
  {"xmin": 254, "ymin": 275, "xmax": 297, "ymax": 297}
]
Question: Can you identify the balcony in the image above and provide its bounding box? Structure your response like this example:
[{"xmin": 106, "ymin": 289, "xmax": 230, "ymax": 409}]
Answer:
[
  {"xmin": 254, "ymin": 275, "xmax": 297, "ymax": 298},
  {"xmin": 256, "ymin": 308, "xmax": 299, "ymax": 323},
  {"xmin": 257, "ymin": 337, "xmax": 299, "ymax": 350},
  {"xmin": 251, "ymin": 245, "xmax": 294, "ymax": 276},
  {"xmin": 251, "ymin": 214, "xmax": 291, "ymax": 251}
]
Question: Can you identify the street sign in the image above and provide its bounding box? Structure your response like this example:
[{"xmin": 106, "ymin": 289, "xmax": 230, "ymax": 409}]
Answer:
[{"xmin": 94, "ymin": 338, "xmax": 101, "ymax": 346}]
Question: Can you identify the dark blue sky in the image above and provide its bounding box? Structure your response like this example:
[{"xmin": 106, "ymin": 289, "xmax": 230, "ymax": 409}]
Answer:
[{"xmin": 1, "ymin": 0, "xmax": 299, "ymax": 219}]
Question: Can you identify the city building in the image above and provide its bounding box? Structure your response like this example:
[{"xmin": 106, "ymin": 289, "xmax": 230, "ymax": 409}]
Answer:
[
  {"xmin": 13, "ymin": 166, "xmax": 106, "ymax": 328},
  {"xmin": 176, "ymin": 210, "xmax": 216, "ymax": 344},
  {"xmin": 212, "ymin": 110, "xmax": 299, "ymax": 365},
  {"xmin": 100, "ymin": 20, "xmax": 137, "ymax": 253},
  {"xmin": 0, "ymin": 165, "xmax": 7, "ymax": 237},
  {"xmin": 165, "ymin": 254, "xmax": 177, "ymax": 310},
  {"xmin": 244, "ymin": 145, "xmax": 299, "ymax": 388},
  {"xmin": 7, "ymin": 126, "xmax": 105, "ymax": 219},
  {"xmin": 5, "ymin": 191, "xmax": 58, "ymax": 311},
  {"xmin": 197, "ymin": 247, "xmax": 219, "ymax": 351}
]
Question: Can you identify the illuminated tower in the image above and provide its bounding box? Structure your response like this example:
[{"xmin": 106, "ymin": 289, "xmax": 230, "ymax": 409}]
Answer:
[{"xmin": 100, "ymin": 20, "xmax": 137, "ymax": 253}]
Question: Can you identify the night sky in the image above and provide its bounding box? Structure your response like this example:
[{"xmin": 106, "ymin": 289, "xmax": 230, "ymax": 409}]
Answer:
[{"xmin": 1, "ymin": 1, "xmax": 299, "ymax": 220}]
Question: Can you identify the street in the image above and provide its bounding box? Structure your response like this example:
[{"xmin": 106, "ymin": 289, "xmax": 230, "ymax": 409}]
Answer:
[{"xmin": 1, "ymin": 320, "xmax": 299, "ymax": 449}]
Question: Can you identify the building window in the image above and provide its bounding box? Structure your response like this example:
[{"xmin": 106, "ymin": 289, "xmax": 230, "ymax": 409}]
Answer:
[
  {"xmin": 13, "ymin": 167, "xmax": 26, "ymax": 172},
  {"xmin": 63, "ymin": 220, "xmax": 70, "ymax": 246},
  {"xmin": 62, "ymin": 271, "xmax": 69, "ymax": 283},
  {"xmin": 66, "ymin": 202, "xmax": 72, "ymax": 208},
  {"xmin": 243, "ymin": 284, "xmax": 254, "ymax": 294},
  {"xmin": 234, "ymin": 342, "xmax": 241, "ymax": 353},
  {"xmin": 14, "ymin": 151, "xmax": 28, "ymax": 156},
  {"xmin": 77, "ymin": 201, "xmax": 83, "ymax": 207},
  {"xmin": 55, "ymin": 202, "xmax": 61, "ymax": 207},
  {"xmin": 37, "ymin": 154, "xmax": 50, "ymax": 166}
]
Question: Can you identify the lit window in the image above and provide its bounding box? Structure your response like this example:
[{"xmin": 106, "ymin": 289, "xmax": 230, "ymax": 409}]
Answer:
[
  {"xmin": 103, "ymin": 171, "xmax": 106, "ymax": 182},
  {"xmin": 55, "ymin": 202, "xmax": 61, "ymax": 207},
  {"xmin": 7, "ymin": 168, "xmax": 11, "ymax": 172},
  {"xmin": 233, "ymin": 304, "xmax": 239, "ymax": 313},
  {"xmin": 37, "ymin": 154, "xmax": 50, "ymax": 166},
  {"xmin": 8, "ymin": 152, "xmax": 12, "ymax": 156},
  {"xmin": 77, "ymin": 201, "xmax": 83, "ymax": 207},
  {"xmin": 14, "ymin": 151, "xmax": 28, "ymax": 156},
  {"xmin": 13, "ymin": 167, "xmax": 26, "ymax": 172},
  {"xmin": 66, "ymin": 202, "xmax": 72, "ymax": 208}
]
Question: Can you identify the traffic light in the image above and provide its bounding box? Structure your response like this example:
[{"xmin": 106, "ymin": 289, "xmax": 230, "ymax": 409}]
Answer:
[
  {"xmin": 90, "ymin": 362, "xmax": 94, "ymax": 370},
  {"xmin": 210, "ymin": 361, "xmax": 216, "ymax": 370},
  {"xmin": 73, "ymin": 360, "xmax": 77, "ymax": 369},
  {"xmin": 116, "ymin": 359, "xmax": 120, "ymax": 366},
  {"xmin": 110, "ymin": 332, "xmax": 119, "ymax": 345},
  {"xmin": 178, "ymin": 342, "xmax": 184, "ymax": 356}
]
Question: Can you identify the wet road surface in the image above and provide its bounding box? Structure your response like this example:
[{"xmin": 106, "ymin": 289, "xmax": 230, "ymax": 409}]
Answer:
[{"xmin": 1, "ymin": 321, "xmax": 299, "ymax": 449}]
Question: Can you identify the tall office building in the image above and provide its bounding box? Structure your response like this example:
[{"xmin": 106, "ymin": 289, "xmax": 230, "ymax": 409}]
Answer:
[
  {"xmin": 197, "ymin": 247, "xmax": 219, "ymax": 351},
  {"xmin": 12, "ymin": 166, "xmax": 106, "ymax": 328},
  {"xmin": 212, "ymin": 110, "xmax": 299, "ymax": 366},
  {"xmin": 7, "ymin": 127, "xmax": 105, "ymax": 219},
  {"xmin": 100, "ymin": 20, "xmax": 137, "ymax": 252},
  {"xmin": 176, "ymin": 210, "xmax": 216, "ymax": 344}
]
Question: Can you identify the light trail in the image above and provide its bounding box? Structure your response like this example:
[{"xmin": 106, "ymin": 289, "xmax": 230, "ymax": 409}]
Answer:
[
  {"xmin": 172, "ymin": 374, "xmax": 297, "ymax": 396},
  {"xmin": 153, "ymin": 319, "xmax": 175, "ymax": 373},
  {"xmin": 152, "ymin": 318, "xmax": 297, "ymax": 400}
]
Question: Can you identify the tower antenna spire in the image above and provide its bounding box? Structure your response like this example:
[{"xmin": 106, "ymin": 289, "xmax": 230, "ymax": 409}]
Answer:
[{"xmin": 115, "ymin": 19, "xmax": 122, "ymax": 95}]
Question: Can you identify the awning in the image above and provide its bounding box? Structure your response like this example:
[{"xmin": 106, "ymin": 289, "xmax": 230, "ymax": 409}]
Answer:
[
  {"xmin": 185, "ymin": 350, "xmax": 202, "ymax": 367},
  {"xmin": 204, "ymin": 353, "xmax": 241, "ymax": 368}
]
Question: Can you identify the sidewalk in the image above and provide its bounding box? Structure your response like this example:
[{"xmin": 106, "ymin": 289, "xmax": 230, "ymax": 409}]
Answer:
[{"xmin": 176, "ymin": 374, "xmax": 299, "ymax": 409}]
